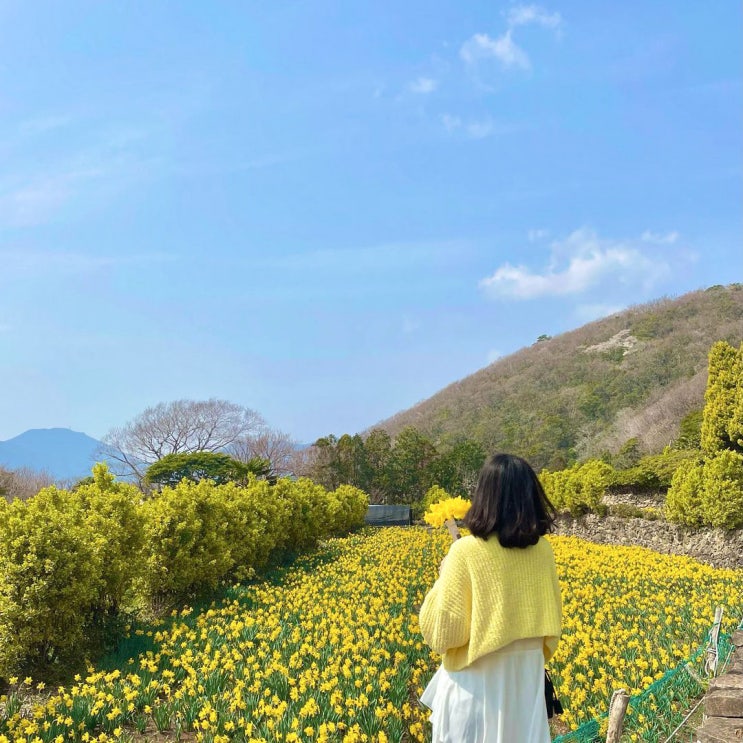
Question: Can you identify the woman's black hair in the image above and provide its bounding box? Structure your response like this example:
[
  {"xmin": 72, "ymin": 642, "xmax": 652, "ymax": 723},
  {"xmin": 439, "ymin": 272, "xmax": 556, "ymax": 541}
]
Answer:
[{"xmin": 463, "ymin": 453, "xmax": 556, "ymax": 548}]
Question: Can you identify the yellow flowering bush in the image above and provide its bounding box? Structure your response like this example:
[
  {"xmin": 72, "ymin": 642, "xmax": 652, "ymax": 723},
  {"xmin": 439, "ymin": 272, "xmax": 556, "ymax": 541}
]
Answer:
[
  {"xmin": 327, "ymin": 485, "xmax": 370, "ymax": 536},
  {"xmin": 75, "ymin": 463, "xmax": 145, "ymax": 610},
  {"xmin": 141, "ymin": 475, "xmax": 370, "ymax": 599},
  {"xmin": 220, "ymin": 477, "xmax": 289, "ymax": 576},
  {"xmin": 0, "ymin": 470, "xmax": 369, "ymax": 678},
  {"xmin": 272, "ymin": 477, "xmax": 334, "ymax": 552},
  {"xmin": 140, "ymin": 477, "xmax": 236, "ymax": 598},
  {"xmin": 423, "ymin": 496, "xmax": 470, "ymax": 527},
  {"xmin": 0, "ymin": 486, "xmax": 104, "ymax": 676}
]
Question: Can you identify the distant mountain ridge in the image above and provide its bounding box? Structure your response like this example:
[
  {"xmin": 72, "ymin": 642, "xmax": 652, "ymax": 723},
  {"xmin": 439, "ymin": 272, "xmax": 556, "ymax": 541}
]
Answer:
[
  {"xmin": 0, "ymin": 428, "xmax": 107, "ymax": 482},
  {"xmin": 375, "ymin": 285, "xmax": 743, "ymax": 471}
]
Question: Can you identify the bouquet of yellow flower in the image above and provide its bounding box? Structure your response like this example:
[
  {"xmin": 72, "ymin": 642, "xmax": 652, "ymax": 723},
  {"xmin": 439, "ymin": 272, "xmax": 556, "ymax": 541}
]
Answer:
[{"xmin": 423, "ymin": 496, "xmax": 470, "ymax": 540}]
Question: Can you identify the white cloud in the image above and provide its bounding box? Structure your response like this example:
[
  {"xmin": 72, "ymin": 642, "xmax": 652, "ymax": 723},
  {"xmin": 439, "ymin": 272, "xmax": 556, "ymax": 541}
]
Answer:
[
  {"xmin": 479, "ymin": 227, "xmax": 672, "ymax": 300},
  {"xmin": 460, "ymin": 31, "xmax": 530, "ymax": 69},
  {"xmin": 461, "ymin": 5, "xmax": 561, "ymax": 76},
  {"xmin": 507, "ymin": 5, "xmax": 562, "ymax": 29},
  {"xmin": 641, "ymin": 230, "xmax": 679, "ymax": 245},
  {"xmin": 409, "ymin": 77, "xmax": 438, "ymax": 94},
  {"xmin": 487, "ymin": 348, "xmax": 503, "ymax": 363},
  {"xmin": 528, "ymin": 228, "xmax": 549, "ymax": 241}
]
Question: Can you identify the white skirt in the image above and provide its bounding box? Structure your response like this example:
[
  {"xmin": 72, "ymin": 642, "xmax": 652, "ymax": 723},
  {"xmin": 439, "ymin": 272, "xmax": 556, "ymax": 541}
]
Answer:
[{"xmin": 420, "ymin": 637, "xmax": 550, "ymax": 743}]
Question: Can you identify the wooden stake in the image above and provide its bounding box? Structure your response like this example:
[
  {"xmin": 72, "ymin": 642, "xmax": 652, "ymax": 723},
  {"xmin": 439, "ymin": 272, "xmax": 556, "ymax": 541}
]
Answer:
[
  {"xmin": 704, "ymin": 606, "xmax": 724, "ymax": 677},
  {"xmin": 605, "ymin": 689, "xmax": 629, "ymax": 743},
  {"xmin": 445, "ymin": 517, "xmax": 461, "ymax": 541}
]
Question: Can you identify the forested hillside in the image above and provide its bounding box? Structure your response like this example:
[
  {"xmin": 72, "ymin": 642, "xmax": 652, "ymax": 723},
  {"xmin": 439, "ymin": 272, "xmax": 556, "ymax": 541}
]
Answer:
[{"xmin": 376, "ymin": 285, "xmax": 743, "ymax": 471}]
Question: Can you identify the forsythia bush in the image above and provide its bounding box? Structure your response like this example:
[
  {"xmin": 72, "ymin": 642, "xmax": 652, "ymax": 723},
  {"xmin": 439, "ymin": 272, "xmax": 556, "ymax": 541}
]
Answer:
[
  {"xmin": 0, "ymin": 466, "xmax": 368, "ymax": 679},
  {"xmin": 539, "ymin": 468, "xmax": 567, "ymax": 510},
  {"xmin": 569, "ymin": 460, "xmax": 613, "ymax": 513}
]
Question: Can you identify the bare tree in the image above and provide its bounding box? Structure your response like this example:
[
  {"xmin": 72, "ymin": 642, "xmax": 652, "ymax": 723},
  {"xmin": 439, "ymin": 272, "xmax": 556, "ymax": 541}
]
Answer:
[
  {"xmin": 101, "ymin": 399, "xmax": 265, "ymax": 486},
  {"xmin": 287, "ymin": 445, "xmax": 317, "ymax": 479},
  {"xmin": 230, "ymin": 428, "xmax": 299, "ymax": 478},
  {"xmin": 0, "ymin": 466, "xmax": 57, "ymax": 501}
]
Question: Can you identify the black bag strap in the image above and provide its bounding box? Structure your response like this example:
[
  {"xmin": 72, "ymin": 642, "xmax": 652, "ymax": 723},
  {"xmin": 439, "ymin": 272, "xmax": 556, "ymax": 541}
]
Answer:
[{"xmin": 544, "ymin": 670, "xmax": 564, "ymax": 719}]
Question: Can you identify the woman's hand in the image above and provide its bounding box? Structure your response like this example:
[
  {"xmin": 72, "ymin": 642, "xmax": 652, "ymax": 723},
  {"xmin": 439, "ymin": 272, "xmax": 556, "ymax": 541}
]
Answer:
[{"xmin": 439, "ymin": 555, "xmax": 448, "ymax": 574}]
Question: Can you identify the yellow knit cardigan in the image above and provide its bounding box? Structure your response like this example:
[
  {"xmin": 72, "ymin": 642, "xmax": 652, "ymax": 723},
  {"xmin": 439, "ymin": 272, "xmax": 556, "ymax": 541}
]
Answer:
[{"xmin": 419, "ymin": 534, "xmax": 562, "ymax": 671}]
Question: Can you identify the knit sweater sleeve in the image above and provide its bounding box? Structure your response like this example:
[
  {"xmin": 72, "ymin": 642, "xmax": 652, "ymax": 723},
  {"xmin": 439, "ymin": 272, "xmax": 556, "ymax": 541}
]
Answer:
[{"xmin": 418, "ymin": 541, "xmax": 472, "ymax": 655}]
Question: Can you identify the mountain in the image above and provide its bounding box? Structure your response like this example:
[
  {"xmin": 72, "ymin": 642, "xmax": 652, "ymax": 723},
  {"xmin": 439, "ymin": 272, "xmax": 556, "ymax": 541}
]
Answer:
[
  {"xmin": 0, "ymin": 428, "xmax": 107, "ymax": 482},
  {"xmin": 375, "ymin": 284, "xmax": 743, "ymax": 471}
]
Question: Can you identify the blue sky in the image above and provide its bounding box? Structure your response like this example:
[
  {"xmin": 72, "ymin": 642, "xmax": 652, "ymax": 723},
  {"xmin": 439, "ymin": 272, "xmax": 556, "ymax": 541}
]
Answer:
[{"xmin": 0, "ymin": 1, "xmax": 740, "ymax": 444}]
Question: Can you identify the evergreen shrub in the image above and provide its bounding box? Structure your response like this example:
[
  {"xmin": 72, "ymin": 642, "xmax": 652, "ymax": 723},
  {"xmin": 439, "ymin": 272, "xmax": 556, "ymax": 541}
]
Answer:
[
  {"xmin": 0, "ymin": 488, "xmax": 103, "ymax": 676},
  {"xmin": 700, "ymin": 450, "xmax": 743, "ymax": 529},
  {"xmin": 76, "ymin": 463, "xmax": 145, "ymax": 611},
  {"xmin": 611, "ymin": 449, "xmax": 700, "ymax": 492},
  {"xmin": 140, "ymin": 478, "xmax": 235, "ymax": 598},
  {"xmin": 664, "ymin": 459, "xmax": 704, "ymax": 526},
  {"xmin": 328, "ymin": 484, "xmax": 369, "ymax": 535},
  {"xmin": 0, "ymin": 466, "xmax": 368, "ymax": 679},
  {"xmin": 540, "ymin": 460, "xmax": 613, "ymax": 516}
]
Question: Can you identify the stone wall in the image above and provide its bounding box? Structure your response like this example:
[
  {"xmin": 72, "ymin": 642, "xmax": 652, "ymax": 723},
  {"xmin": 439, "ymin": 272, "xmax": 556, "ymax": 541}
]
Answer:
[
  {"xmin": 549, "ymin": 508, "xmax": 743, "ymax": 740},
  {"xmin": 553, "ymin": 513, "xmax": 743, "ymax": 570},
  {"xmin": 603, "ymin": 490, "xmax": 665, "ymax": 510},
  {"xmin": 696, "ymin": 630, "xmax": 743, "ymax": 742}
]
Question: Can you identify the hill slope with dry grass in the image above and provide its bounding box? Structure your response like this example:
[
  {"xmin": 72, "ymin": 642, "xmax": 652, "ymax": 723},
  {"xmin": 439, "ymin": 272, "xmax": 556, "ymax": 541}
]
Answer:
[{"xmin": 376, "ymin": 284, "xmax": 743, "ymax": 470}]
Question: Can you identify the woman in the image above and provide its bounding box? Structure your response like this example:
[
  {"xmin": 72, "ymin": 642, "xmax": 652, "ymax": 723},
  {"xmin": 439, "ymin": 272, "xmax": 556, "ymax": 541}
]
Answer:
[{"xmin": 419, "ymin": 453, "xmax": 562, "ymax": 743}]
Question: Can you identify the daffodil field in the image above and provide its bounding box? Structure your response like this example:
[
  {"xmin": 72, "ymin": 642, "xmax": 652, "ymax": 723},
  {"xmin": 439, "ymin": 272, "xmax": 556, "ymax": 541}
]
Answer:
[{"xmin": 1, "ymin": 527, "xmax": 742, "ymax": 743}]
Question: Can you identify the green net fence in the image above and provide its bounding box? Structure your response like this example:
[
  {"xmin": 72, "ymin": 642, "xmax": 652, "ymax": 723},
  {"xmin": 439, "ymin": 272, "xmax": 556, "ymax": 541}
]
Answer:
[{"xmin": 553, "ymin": 619, "xmax": 740, "ymax": 743}]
